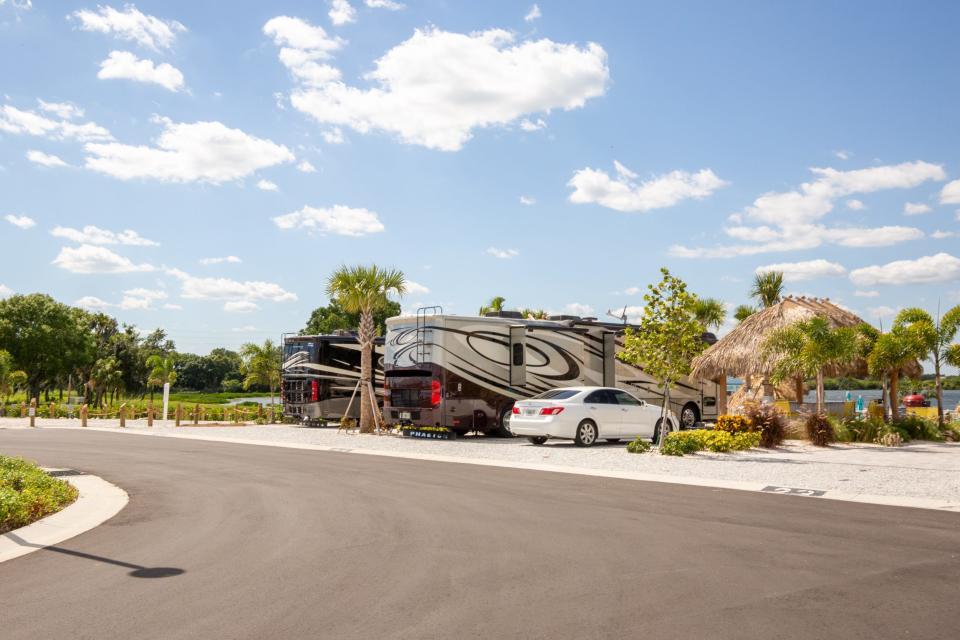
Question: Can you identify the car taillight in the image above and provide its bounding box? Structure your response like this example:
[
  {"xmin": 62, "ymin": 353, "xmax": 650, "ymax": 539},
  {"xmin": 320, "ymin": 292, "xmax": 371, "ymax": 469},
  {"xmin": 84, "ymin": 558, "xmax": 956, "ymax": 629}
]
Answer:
[
  {"xmin": 539, "ymin": 407, "xmax": 564, "ymax": 415},
  {"xmin": 431, "ymin": 379, "xmax": 441, "ymax": 406},
  {"xmin": 511, "ymin": 406, "xmax": 521, "ymax": 414},
  {"xmin": 310, "ymin": 380, "xmax": 319, "ymax": 402}
]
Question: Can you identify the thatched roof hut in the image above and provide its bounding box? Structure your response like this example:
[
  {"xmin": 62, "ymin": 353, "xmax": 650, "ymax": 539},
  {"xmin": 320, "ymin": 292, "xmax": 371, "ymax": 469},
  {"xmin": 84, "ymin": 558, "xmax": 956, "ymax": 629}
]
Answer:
[{"xmin": 691, "ymin": 296, "xmax": 921, "ymax": 382}]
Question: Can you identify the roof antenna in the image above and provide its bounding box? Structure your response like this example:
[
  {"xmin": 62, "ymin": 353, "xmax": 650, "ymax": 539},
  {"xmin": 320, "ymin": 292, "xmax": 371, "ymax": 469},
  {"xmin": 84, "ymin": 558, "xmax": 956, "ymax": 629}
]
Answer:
[{"xmin": 607, "ymin": 305, "xmax": 628, "ymax": 325}]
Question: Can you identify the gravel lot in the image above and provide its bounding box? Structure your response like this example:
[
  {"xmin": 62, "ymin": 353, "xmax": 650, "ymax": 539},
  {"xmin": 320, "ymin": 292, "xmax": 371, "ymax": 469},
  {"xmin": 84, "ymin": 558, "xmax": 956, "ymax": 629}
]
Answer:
[{"xmin": 3, "ymin": 417, "xmax": 959, "ymax": 507}]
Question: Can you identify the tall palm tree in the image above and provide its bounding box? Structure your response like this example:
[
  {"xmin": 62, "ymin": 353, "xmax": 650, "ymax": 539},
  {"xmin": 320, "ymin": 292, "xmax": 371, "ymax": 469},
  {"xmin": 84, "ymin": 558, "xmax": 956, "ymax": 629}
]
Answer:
[
  {"xmin": 868, "ymin": 326, "xmax": 925, "ymax": 421},
  {"xmin": 479, "ymin": 296, "xmax": 506, "ymax": 316},
  {"xmin": 521, "ymin": 308, "xmax": 549, "ymax": 320},
  {"xmin": 691, "ymin": 297, "xmax": 726, "ymax": 332},
  {"xmin": 146, "ymin": 354, "xmax": 177, "ymax": 402},
  {"xmin": 750, "ymin": 271, "xmax": 784, "ymax": 308},
  {"xmin": 733, "ymin": 304, "xmax": 756, "ymax": 323},
  {"xmin": 240, "ymin": 340, "xmax": 282, "ymax": 406},
  {"xmin": 893, "ymin": 305, "xmax": 960, "ymax": 426},
  {"xmin": 327, "ymin": 265, "xmax": 406, "ymax": 433},
  {"xmin": 763, "ymin": 317, "xmax": 863, "ymax": 413}
]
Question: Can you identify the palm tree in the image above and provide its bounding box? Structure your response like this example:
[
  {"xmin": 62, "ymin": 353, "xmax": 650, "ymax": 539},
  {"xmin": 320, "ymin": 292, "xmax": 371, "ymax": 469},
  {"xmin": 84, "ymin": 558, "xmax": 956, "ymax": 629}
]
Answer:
[
  {"xmin": 146, "ymin": 355, "xmax": 178, "ymax": 402},
  {"xmin": 479, "ymin": 296, "xmax": 506, "ymax": 316},
  {"xmin": 892, "ymin": 305, "xmax": 960, "ymax": 426},
  {"xmin": 240, "ymin": 340, "xmax": 282, "ymax": 406},
  {"xmin": 868, "ymin": 326, "xmax": 925, "ymax": 421},
  {"xmin": 763, "ymin": 317, "xmax": 863, "ymax": 413},
  {"xmin": 691, "ymin": 297, "xmax": 726, "ymax": 332},
  {"xmin": 90, "ymin": 356, "xmax": 121, "ymax": 408},
  {"xmin": 327, "ymin": 265, "xmax": 406, "ymax": 433},
  {"xmin": 750, "ymin": 271, "xmax": 784, "ymax": 308},
  {"xmin": 733, "ymin": 304, "xmax": 756, "ymax": 323},
  {"xmin": 521, "ymin": 308, "xmax": 549, "ymax": 320},
  {"xmin": 0, "ymin": 349, "xmax": 27, "ymax": 408}
]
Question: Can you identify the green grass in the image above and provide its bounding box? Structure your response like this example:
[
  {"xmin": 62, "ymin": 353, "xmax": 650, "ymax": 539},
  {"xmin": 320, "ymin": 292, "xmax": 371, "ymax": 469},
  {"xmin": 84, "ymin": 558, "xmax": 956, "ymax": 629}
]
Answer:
[{"xmin": 1, "ymin": 455, "xmax": 78, "ymax": 534}]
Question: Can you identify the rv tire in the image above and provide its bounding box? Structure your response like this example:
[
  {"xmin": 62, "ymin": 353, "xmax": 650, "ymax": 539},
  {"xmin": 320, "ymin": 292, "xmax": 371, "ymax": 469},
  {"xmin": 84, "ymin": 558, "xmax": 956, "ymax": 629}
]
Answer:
[{"xmin": 680, "ymin": 403, "xmax": 700, "ymax": 429}]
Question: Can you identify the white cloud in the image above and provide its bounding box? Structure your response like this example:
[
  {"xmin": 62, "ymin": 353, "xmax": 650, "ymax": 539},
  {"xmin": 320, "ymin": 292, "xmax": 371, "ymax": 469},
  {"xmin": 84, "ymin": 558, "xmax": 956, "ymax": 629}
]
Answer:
[
  {"xmin": 1, "ymin": 1, "xmax": 32, "ymax": 12},
  {"xmin": 120, "ymin": 287, "xmax": 167, "ymax": 310},
  {"xmin": 75, "ymin": 296, "xmax": 113, "ymax": 310},
  {"xmin": 519, "ymin": 117, "xmax": 546, "ymax": 131},
  {"xmin": 846, "ymin": 199, "xmax": 864, "ymax": 210},
  {"xmin": 257, "ymin": 179, "xmax": 279, "ymax": 191},
  {"xmin": 563, "ymin": 302, "xmax": 593, "ymax": 316},
  {"xmin": 854, "ymin": 290, "xmax": 879, "ymax": 298},
  {"xmin": 163, "ymin": 303, "xmax": 183, "ymax": 310},
  {"xmin": 97, "ymin": 51, "xmax": 185, "ymax": 92},
  {"xmin": 84, "ymin": 117, "xmax": 294, "ymax": 183},
  {"xmin": 199, "ymin": 256, "xmax": 241, "ymax": 265},
  {"xmin": 940, "ymin": 179, "xmax": 960, "ymax": 204},
  {"xmin": 166, "ymin": 267, "xmax": 296, "ymax": 304},
  {"xmin": 53, "ymin": 244, "xmax": 155, "ymax": 274},
  {"xmin": 224, "ymin": 300, "xmax": 259, "ymax": 313},
  {"xmin": 850, "ymin": 253, "xmax": 960, "ymax": 286},
  {"xmin": 519, "ymin": 195, "xmax": 536, "ymax": 206},
  {"xmin": 486, "ymin": 247, "xmax": 519, "ymax": 259},
  {"xmin": 833, "ymin": 149, "xmax": 852, "ymax": 160},
  {"xmin": 321, "ymin": 127, "xmax": 345, "ymax": 144},
  {"xmin": 903, "ymin": 201, "xmax": 931, "ymax": 216},
  {"xmin": 37, "ymin": 99, "xmax": 83, "ymax": 119},
  {"xmin": 568, "ymin": 161, "xmax": 727, "ymax": 213},
  {"xmin": 328, "ymin": 0, "xmax": 356, "ymax": 26},
  {"xmin": 405, "ymin": 280, "xmax": 429, "ymax": 295},
  {"xmin": 70, "ymin": 5, "xmax": 186, "ymax": 50},
  {"xmin": 26, "ymin": 150, "xmax": 68, "ymax": 167},
  {"xmin": 5, "ymin": 214, "xmax": 36, "ymax": 229},
  {"xmin": 932, "ymin": 230, "xmax": 956, "ymax": 239},
  {"xmin": 272, "ymin": 204, "xmax": 385, "ymax": 236},
  {"xmin": 231, "ymin": 325, "xmax": 258, "ymax": 332},
  {"xmin": 0, "ymin": 103, "xmax": 112, "ymax": 142},
  {"xmin": 275, "ymin": 25, "xmax": 608, "ymax": 151},
  {"xmin": 51, "ymin": 225, "xmax": 158, "ymax": 246},
  {"xmin": 365, "ymin": 0, "xmax": 404, "ymax": 9},
  {"xmin": 296, "ymin": 160, "xmax": 316, "ymax": 173},
  {"xmin": 524, "ymin": 4, "xmax": 542, "ymax": 21},
  {"xmin": 672, "ymin": 161, "xmax": 944, "ymax": 258},
  {"xmin": 0, "ymin": 284, "xmax": 12, "ymax": 298},
  {"xmin": 867, "ymin": 305, "xmax": 900, "ymax": 319},
  {"xmin": 623, "ymin": 286, "xmax": 641, "ymax": 295},
  {"xmin": 755, "ymin": 259, "xmax": 846, "ymax": 282},
  {"xmin": 263, "ymin": 15, "xmax": 343, "ymax": 58}
]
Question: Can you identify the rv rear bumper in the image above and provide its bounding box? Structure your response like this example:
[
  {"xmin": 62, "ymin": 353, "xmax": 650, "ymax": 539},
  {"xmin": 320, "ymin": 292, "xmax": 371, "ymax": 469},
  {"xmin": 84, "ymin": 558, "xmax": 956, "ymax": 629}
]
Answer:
[{"xmin": 386, "ymin": 406, "xmax": 441, "ymax": 426}]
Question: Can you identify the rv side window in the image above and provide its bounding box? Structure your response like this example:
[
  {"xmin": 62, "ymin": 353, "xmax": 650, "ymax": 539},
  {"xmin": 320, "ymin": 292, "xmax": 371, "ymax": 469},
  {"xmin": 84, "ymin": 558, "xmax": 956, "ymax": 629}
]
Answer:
[{"xmin": 512, "ymin": 343, "xmax": 524, "ymax": 366}]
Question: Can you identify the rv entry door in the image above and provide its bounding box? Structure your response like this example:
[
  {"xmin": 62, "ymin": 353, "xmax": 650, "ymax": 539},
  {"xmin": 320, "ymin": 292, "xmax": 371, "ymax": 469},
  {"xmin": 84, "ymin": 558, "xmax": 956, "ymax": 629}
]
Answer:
[{"xmin": 509, "ymin": 325, "xmax": 527, "ymax": 386}]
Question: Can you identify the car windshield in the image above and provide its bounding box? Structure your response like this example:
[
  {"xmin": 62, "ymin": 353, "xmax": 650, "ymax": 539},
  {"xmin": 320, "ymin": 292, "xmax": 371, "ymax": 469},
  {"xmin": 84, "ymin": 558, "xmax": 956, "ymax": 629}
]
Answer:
[{"xmin": 533, "ymin": 389, "xmax": 580, "ymax": 400}]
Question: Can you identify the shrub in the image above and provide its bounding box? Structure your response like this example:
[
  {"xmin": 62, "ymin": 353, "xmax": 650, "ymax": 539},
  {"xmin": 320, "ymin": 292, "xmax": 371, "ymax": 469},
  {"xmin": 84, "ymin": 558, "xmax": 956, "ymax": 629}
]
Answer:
[
  {"xmin": 805, "ymin": 412, "xmax": 835, "ymax": 447},
  {"xmin": 626, "ymin": 437, "xmax": 651, "ymax": 454},
  {"xmin": 660, "ymin": 431, "xmax": 702, "ymax": 456},
  {"xmin": 838, "ymin": 415, "xmax": 885, "ymax": 443},
  {"xmin": 715, "ymin": 415, "xmax": 751, "ymax": 433},
  {"xmin": 876, "ymin": 431, "xmax": 903, "ymax": 447},
  {"xmin": 892, "ymin": 414, "xmax": 941, "ymax": 442},
  {"xmin": 731, "ymin": 431, "xmax": 762, "ymax": 450},
  {"xmin": 743, "ymin": 403, "xmax": 786, "ymax": 448},
  {"xmin": 0, "ymin": 456, "xmax": 78, "ymax": 534},
  {"xmin": 659, "ymin": 430, "xmax": 761, "ymax": 456}
]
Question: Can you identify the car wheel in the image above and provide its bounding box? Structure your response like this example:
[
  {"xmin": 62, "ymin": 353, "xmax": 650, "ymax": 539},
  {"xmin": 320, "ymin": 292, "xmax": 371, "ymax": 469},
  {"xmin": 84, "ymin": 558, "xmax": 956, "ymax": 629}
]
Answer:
[
  {"xmin": 528, "ymin": 436, "xmax": 547, "ymax": 445},
  {"xmin": 575, "ymin": 420, "xmax": 598, "ymax": 447},
  {"xmin": 680, "ymin": 403, "xmax": 700, "ymax": 429},
  {"xmin": 652, "ymin": 418, "xmax": 675, "ymax": 445}
]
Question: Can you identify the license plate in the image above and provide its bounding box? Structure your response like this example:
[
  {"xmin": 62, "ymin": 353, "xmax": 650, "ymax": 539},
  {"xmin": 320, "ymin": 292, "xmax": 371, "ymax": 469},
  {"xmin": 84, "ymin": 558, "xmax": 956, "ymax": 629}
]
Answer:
[
  {"xmin": 400, "ymin": 412, "xmax": 411, "ymax": 419},
  {"xmin": 523, "ymin": 408, "xmax": 536, "ymax": 416}
]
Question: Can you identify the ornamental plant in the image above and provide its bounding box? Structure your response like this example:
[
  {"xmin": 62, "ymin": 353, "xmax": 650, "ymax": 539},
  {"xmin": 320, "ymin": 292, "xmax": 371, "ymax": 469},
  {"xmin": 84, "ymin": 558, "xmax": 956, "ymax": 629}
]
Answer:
[
  {"xmin": 715, "ymin": 415, "xmax": 751, "ymax": 433},
  {"xmin": 804, "ymin": 412, "xmax": 835, "ymax": 447},
  {"xmin": 743, "ymin": 402, "xmax": 786, "ymax": 448},
  {"xmin": 626, "ymin": 437, "xmax": 652, "ymax": 454}
]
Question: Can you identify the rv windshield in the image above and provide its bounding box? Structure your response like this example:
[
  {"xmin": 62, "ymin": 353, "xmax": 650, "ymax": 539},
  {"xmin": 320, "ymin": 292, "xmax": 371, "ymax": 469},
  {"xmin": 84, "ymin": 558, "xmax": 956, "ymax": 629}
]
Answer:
[{"xmin": 283, "ymin": 340, "xmax": 316, "ymax": 366}]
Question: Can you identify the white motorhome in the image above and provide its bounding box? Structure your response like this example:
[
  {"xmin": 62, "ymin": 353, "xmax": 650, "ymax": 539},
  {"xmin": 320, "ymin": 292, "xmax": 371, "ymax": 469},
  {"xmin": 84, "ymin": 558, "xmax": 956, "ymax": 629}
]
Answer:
[{"xmin": 383, "ymin": 310, "xmax": 720, "ymax": 436}]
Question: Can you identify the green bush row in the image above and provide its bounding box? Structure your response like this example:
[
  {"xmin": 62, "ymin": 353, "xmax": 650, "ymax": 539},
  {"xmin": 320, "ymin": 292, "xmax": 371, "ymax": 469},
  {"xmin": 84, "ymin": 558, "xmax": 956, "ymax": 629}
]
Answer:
[
  {"xmin": 0, "ymin": 455, "xmax": 79, "ymax": 534},
  {"xmin": 832, "ymin": 414, "xmax": 960, "ymax": 446},
  {"xmin": 657, "ymin": 430, "xmax": 762, "ymax": 456}
]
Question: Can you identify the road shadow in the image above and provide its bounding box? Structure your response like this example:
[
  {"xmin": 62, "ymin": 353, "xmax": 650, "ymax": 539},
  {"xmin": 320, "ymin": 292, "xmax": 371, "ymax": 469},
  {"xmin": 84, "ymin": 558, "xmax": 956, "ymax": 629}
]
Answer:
[{"xmin": 5, "ymin": 531, "xmax": 184, "ymax": 578}]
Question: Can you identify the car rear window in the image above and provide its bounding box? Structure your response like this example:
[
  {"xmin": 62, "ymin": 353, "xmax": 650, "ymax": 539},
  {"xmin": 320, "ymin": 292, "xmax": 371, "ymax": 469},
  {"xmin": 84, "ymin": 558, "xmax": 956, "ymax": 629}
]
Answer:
[{"xmin": 533, "ymin": 389, "xmax": 580, "ymax": 400}]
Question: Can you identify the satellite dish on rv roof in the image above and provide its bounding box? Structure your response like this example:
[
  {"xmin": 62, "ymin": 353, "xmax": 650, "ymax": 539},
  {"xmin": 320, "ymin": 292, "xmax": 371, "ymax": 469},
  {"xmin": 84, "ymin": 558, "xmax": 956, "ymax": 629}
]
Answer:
[{"xmin": 484, "ymin": 310, "xmax": 524, "ymax": 319}]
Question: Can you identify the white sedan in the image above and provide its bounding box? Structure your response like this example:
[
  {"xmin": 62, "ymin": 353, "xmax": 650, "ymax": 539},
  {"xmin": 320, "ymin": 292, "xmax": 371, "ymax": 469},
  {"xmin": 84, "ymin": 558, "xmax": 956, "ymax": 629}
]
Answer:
[{"xmin": 509, "ymin": 386, "xmax": 678, "ymax": 447}]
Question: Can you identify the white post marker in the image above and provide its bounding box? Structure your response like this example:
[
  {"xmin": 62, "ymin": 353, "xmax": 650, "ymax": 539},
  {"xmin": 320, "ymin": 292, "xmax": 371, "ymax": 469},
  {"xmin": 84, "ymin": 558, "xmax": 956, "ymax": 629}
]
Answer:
[{"xmin": 162, "ymin": 382, "xmax": 170, "ymax": 427}]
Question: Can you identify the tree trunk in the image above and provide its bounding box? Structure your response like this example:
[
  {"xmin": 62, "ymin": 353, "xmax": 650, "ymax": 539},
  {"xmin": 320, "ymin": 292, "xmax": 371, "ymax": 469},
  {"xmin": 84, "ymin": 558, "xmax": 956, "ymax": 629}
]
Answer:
[
  {"xmin": 934, "ymin": 357, "xmax": 944, "ymax": 428},
  {"xmin": 794, "ymin": 376, "xmax": 805, "ymax": 404},
  {"xmin": 890, "ymin": 370, "xmax": 900, "ymax": 421},
  {"xmin": 358, "ymin": 310, "xmax": 375, "ymax": 434},
  {"xmin": 816, "ymin": 369, "xmax": 824, "ymax": 414}
]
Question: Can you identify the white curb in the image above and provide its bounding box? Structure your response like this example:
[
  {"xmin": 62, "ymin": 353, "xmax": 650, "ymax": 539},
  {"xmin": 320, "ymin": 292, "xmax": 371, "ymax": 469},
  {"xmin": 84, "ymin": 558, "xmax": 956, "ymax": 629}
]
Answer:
[{"xmin": 0, "ymin": 469, "xmax": 129, "ymax": 564}]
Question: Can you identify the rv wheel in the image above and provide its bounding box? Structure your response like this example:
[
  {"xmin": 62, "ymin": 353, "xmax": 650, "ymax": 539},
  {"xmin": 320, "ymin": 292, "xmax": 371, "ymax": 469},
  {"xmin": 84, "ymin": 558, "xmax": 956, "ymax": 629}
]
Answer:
[
  {"xmin": 492, "ymin": 405, "xmax": 515, "ymax": 438},
  {"xmin": 680, "ymin": 403, "xmax": 700, "ymax": 429}
]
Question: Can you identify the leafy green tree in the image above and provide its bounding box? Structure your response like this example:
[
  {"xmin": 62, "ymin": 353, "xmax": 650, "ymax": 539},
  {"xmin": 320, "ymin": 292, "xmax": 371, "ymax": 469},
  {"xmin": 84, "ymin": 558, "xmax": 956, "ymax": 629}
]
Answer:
[
  {"xmin": 240, "ymin": 340, "xmax": 282, "ymax": 405},
  {"xmin": 327, "ymin": 265, "xmax": 406, "ymax": 433},
  {"xmin": 479, "ymin": 296, "xmax": 506, "ymax": 316},
  {"xmin": 619, "ymin": 268, "xmax": 707, "ymax": 444},
  {"xmin": 0, "ymin": 349, "xmax": 27, "ymax": 406},
  {"xmin": 521, "ymin": 308, "xmax": 549, "ymax": 319},
  {"xmin": 146, "ymin": 355, "xmax": 178, "ymax": 401},
  {"xmin": 301, "ymin": 299, "xmax": 401, "ymax": 337},
  {"xmin": 868, "ymin": 326, "xmax": 926, "ymax": 421},
  {"xmin": 691, "ymin": 297, "xmax": 726, "ymax": 332},
  {"xmin": 764, "ymin": 317, "xmax": 866, "ymax": 413},
  {"xmin": 750, "ymin": 271, "xmax": 784, "ymax": 308},
  {"xmin": 90, "ymin": 356, "xmax": 123, "ymax": 408},
  {"xmin": 0, "ymin": 294, "xmax": 92, "ymax": 402},
  {"xmin": 733, "ymin": 304, "xmax": 756, "ymax": 323},
  {"xmin": 893, "ymin": 306, "xmax": 960, "ymax": 426}
]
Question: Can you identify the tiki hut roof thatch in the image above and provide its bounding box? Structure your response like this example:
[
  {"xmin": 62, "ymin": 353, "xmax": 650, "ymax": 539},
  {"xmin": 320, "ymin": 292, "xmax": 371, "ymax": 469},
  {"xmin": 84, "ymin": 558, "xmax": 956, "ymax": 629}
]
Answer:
[{"xmin": 690, "ymin": 296, "xmax": 922, "ymax": 381}]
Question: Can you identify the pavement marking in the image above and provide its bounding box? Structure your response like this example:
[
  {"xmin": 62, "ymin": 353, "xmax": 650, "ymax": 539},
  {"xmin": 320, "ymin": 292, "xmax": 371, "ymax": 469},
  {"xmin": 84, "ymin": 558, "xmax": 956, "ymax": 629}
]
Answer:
[
  {"xmin": 11, "ymin": 424, "xmax": 960, "ymax": 514},
  {"xmin": 761, "ymin": 485, "xmax": 827, "ymax": 497},
  {"xmin": 0, "ymin": 469, "xmax": 129, "ymax": 564}
]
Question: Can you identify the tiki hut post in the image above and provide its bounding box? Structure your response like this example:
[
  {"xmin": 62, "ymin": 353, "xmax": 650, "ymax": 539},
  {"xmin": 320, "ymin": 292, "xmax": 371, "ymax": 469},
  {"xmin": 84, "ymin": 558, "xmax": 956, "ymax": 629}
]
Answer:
[
  {"xmin": 175, "ymin": 404, "xmax": 183, "ymax": 427},
  {"xmin": 29, "ymin": 398, "xmax": 36, "ymax": 427},
  {"xmin": 147, "ymin": 403, "xmax": 154, "ymax": 427},
  {"xmin": 119, "ymin": 403, "xmax": 127, "ymax": 428},
  {"xmin": 80, "ymin": 404, "xmax": 88, "ymax": 427},
  {"xmin": 193, "ymin": 403, "xmax": 200, "ymax": 425}
]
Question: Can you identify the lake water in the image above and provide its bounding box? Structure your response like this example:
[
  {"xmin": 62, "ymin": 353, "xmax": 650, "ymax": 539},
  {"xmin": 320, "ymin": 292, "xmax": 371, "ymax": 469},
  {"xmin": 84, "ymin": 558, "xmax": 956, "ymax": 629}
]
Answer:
[
  {"xmin": 226, "ymin": 396, "xmax": 276, "ymax": 406},
  {"xmin": 804, "ymin": 389, "xmax": 960, "ymax": 410}
]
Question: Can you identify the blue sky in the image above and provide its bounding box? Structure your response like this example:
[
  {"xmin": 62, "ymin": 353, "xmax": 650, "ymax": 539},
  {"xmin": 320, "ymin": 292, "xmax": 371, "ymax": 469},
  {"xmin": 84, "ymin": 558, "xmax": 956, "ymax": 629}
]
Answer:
[{"xmin": 1, "ymin": 1, "xmax": 959, "ymax": 356}]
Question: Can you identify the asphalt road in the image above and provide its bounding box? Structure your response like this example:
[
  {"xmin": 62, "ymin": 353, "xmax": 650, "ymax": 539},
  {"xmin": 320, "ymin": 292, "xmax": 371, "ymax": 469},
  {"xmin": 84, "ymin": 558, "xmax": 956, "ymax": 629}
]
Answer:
[{"xmin": 2, "ymin": 429, "xmax": 959, "ymax": 640}]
